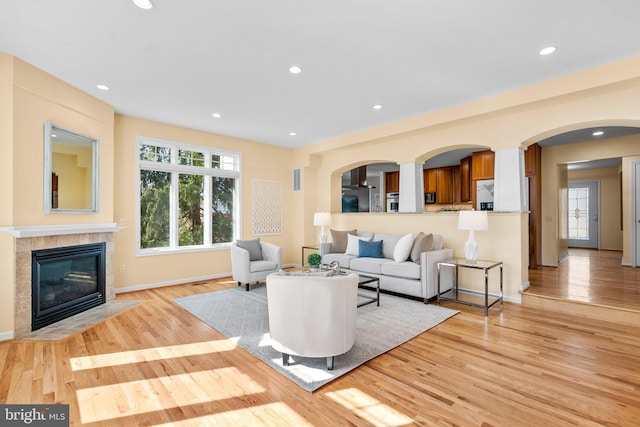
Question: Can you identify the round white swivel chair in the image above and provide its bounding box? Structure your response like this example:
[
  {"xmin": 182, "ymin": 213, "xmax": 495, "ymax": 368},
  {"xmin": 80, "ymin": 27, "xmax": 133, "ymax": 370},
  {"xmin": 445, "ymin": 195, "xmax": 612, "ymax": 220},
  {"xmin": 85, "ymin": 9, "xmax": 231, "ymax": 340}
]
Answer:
[{"xmin": 266, "ymin": 272, "xmax": 358, "ymax": 370}]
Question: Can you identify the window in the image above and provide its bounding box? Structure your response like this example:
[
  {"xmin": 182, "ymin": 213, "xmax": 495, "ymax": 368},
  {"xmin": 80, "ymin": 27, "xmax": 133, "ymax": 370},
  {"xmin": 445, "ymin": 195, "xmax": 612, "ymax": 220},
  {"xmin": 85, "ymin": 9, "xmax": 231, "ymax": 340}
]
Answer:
[
  {"xmin": 137, "ymin": 137, "xmax": 241, "ymax": 254},
  {"xmin": 568, "ymin": 186, "xmax": 589, "ymax": 240}
]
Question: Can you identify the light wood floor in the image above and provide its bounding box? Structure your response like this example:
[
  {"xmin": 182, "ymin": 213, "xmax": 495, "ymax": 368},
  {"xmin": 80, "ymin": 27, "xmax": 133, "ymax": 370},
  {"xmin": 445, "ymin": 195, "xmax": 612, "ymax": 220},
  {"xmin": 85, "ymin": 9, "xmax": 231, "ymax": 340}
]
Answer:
[
  {"xmin": 527, "ymin": 248, "xmax": 640, "ymax": 312},
  {"xmin": 2, "ymin": 254, "xmax": 640, "ymax": 426}
]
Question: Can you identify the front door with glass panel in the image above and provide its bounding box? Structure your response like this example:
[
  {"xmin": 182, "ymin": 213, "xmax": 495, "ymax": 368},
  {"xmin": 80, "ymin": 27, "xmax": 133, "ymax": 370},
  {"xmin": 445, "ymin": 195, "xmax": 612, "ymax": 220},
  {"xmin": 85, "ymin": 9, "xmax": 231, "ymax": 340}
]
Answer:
[{"xmin": 567, "ymin": 180, "xmax": 599, "ymax": 248}]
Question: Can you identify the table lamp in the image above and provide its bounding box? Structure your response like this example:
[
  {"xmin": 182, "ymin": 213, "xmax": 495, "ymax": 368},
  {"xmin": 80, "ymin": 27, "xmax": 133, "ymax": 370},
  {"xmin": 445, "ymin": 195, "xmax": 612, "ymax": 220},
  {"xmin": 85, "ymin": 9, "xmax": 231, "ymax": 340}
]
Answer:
[
  {"xmin": 313, "ymin": 212, "xmax": 332, "ymax": 244},
  {"xmin": 457, "ymin": 210, "xmax": 488, "ymax": 262}
]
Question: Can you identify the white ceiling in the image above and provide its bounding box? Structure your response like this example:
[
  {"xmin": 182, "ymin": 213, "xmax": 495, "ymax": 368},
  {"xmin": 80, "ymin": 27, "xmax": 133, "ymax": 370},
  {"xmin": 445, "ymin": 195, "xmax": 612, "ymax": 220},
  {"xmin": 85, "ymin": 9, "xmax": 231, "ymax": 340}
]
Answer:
[{"xmin": 2, "ymin": 1, "xmax": 640, "ymax": 149}]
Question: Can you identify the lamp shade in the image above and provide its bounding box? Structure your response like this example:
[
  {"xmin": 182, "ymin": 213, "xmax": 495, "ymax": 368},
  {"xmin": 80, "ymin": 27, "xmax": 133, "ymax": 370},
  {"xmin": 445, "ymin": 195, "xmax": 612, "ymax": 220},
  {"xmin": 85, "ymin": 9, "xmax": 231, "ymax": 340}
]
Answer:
[
  {"xmin": 457, "ymin": 210, "xmax": 488, "ymax": 231},
  {"xmin": 313, "ymin": 212, "xmax": 332, "ymax": 226}
]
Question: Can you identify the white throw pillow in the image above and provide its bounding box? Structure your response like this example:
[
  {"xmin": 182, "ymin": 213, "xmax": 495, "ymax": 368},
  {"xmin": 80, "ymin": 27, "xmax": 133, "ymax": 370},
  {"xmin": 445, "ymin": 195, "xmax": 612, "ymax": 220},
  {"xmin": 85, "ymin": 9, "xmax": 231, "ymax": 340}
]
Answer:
[
  {"xmin": 393, "ymin": 233, "xmax": 414, "ymax": 262},
  {"xmin": 345, "ymin": 233, "xmax": 371, "ymax": 256}
]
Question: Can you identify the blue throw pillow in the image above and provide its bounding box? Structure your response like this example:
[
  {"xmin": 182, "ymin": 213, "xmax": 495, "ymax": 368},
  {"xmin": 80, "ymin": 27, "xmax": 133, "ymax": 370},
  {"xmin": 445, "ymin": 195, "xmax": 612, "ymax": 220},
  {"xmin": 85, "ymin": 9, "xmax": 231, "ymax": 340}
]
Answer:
[{"xmin": 359, "ymin": 239, "xmax": 383, "ymax": 258}]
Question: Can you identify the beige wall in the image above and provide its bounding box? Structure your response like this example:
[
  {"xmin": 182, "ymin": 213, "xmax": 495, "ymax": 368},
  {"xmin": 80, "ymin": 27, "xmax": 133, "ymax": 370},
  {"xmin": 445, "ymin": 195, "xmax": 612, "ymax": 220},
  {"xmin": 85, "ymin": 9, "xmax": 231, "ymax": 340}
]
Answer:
[
  {"xmin": 10, "ymin": 57, "xmax": 114, "ymax": 225},
  {"xmin": 568, "ymin": 167, "xmax": 623, "ymax": 251},
  {"xmin": 0, "ymin": 55, "xmax": 15, "ymax": 335},
  {"xmin": 0, "ymin": 54, "xmax": 114, "ymax": 336},
  {"xmin": 113, "ymin": 115, "xmax": 296, "ymax": 291}
]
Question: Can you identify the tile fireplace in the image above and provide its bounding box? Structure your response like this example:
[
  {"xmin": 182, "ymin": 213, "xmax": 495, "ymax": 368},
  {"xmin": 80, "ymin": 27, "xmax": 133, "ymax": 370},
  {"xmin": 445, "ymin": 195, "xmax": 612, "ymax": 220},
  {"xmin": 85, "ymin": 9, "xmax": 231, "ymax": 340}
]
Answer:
[{"xmin": 0, "ymin": 223, "xmax": 122, "ymax": 339}]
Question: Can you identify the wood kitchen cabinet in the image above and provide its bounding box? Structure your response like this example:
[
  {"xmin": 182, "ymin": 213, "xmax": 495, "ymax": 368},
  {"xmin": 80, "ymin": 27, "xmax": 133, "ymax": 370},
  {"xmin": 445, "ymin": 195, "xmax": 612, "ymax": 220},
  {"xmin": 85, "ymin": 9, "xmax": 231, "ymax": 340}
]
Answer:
[
  {"xmin": 452, "ymin": 165, "xmax": 462, "ymax": 203},
  {"xmin": 424, "ymin": 169, "xmax": 437, "ymax": 193},
  {"xmin": 524, "ymin": 144, "xmax": 540, "ymax": 177},
  {"xmin": 385, "ymin": 171, "xmax": 400, "ymax": 192},
  {"xmin": 471, "ymin": 150, "xmax": 495, "ymax": 180},
  {"xmin": 436, "ymin": 167, "xmax": 454, "ymax": 204},
  {"xmin": 460, "ymin": 156, "xmax": 472, "ymax": 202}
]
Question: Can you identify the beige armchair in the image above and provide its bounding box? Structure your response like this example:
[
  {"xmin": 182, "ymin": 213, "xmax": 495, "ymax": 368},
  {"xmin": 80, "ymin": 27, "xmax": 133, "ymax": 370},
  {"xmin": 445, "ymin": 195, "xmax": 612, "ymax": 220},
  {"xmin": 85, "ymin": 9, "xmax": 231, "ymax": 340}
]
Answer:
[
  {"xmin": 266, "ymin": 272, "xmax": 358, "ymax": 370},
  {"xmin": 231, "ymin": 239, "xmax": 282, "ymax": 291}
]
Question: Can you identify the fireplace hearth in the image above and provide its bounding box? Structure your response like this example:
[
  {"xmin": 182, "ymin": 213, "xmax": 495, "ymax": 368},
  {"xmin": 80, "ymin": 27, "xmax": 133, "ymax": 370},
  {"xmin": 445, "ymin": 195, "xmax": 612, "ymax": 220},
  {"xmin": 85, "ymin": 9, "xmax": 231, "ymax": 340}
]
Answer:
[{"xmin": 31, "ymin": 243, "xmax": 106, "ymax": 331}]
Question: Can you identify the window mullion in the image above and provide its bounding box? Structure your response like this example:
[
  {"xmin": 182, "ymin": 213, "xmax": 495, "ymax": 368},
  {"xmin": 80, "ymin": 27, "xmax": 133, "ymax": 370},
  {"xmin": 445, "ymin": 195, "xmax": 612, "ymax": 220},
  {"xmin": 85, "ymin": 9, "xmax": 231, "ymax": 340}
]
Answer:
[
  {"xmin": 204, "ymin": 176, "xmax": 212, "ymax": 246},
  {"xmin": 170, "ymin": 171, "xmax": 179, "ymax": 248}
]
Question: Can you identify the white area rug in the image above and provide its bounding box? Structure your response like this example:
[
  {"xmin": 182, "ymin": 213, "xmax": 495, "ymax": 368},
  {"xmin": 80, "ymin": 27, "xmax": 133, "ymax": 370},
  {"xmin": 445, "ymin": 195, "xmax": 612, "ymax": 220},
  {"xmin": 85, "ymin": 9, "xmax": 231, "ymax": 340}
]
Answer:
[{"xmin": 174, "ymin": 284, "xmax": 458, "ymax": 392}]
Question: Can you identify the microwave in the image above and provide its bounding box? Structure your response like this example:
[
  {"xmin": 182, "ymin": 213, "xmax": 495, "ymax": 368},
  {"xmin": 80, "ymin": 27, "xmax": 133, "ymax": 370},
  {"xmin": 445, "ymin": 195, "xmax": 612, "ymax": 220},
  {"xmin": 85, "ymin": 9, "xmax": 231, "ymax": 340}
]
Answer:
[{"xmin": 424, "ymin": 192, "xmax": 436, "ymax": 204}]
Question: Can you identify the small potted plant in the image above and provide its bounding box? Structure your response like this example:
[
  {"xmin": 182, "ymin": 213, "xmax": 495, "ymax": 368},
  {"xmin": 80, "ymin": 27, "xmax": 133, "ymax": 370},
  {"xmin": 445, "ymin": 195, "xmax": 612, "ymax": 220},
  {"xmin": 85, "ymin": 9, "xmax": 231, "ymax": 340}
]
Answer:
[{"xmin": 307, "ymin": 253, "xmax": 322, "ymax": 269}]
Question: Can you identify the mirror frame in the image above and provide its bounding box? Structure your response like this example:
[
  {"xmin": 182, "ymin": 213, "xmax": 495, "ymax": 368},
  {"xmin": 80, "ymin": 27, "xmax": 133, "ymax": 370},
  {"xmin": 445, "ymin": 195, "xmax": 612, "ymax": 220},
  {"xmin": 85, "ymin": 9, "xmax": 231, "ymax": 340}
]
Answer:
[{"xmin": 44, "ymin": 122, "xmax": 99, "ymax": 214}]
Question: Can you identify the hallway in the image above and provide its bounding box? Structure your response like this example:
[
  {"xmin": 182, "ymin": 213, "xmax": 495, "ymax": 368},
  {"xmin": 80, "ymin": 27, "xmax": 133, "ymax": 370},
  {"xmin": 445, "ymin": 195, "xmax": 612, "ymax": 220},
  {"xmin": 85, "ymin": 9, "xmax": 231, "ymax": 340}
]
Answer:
[{"xmin": 526, "ymin": 248, "xmax": 640, "ymax": 313}]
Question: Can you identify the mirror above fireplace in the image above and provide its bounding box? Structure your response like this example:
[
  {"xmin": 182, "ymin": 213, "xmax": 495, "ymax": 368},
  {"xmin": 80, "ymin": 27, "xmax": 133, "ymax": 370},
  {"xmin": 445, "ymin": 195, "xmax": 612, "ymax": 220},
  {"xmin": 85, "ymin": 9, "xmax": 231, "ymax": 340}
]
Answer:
[{"xmin": 44, "ymin": 122, "xmax": 99, "ymax": 213}]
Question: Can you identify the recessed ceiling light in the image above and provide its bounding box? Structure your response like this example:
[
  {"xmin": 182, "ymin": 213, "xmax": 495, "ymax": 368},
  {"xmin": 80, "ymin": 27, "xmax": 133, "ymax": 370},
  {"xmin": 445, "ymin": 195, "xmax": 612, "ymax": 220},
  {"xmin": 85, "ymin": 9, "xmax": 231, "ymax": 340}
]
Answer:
[
  {"xmin": 289, "ymin": 132, "xmax": 297, "ymax": 136},
  {"xmin": 289, "ymin": 65, "xmax": 302, "ymax": 74},
  {"xmin": 539, "ymin": 46, "xmax": 556, "ymax": 56},
  {"xmin": 372, "ymin": 104, "xmax": 383, "ymax": 110},
  {"xmin": 96, "ymin": 84, "xmax": 109, "ymax": 91},
  {"xmin": 133, "ymin": 0, "xmax": 153, "ymax": 9},
  {"xmin": 592, "ymin": 131, "xmax": 604, "ymax": 136},
  {"xmin": 211, "ymin": 113, "xmax": 221, "ymax": 118}
]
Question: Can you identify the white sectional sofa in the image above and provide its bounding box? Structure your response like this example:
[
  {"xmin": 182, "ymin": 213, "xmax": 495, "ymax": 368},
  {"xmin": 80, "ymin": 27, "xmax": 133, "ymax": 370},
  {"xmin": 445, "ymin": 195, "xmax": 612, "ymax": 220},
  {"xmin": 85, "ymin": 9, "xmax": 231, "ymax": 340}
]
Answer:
[{"xmin": 320, "ymin": 231, "xmax": 454, "ymax": 301}]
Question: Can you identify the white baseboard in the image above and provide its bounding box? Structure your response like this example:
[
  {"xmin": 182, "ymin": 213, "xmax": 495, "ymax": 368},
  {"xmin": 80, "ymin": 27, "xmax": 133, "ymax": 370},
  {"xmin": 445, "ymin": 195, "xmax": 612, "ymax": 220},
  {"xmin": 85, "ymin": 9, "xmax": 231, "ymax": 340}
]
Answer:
[
  {"xmin": 0, "ymin": 330, "xmax": 14, "ymax": 342},
  {"xmin": 115, "ymin": 265, "xmax": 299, "ymax": 294},
  {"xmin": 521, "ymin": 281, "xmax": 531, "ymax": 291},
  {"xmin": 115, "ymin": 272, "xmax": 231, "ymax": 294},
  {"xmin": 504, "ymin": 294, "xmax": 521, "ymax": 304}
]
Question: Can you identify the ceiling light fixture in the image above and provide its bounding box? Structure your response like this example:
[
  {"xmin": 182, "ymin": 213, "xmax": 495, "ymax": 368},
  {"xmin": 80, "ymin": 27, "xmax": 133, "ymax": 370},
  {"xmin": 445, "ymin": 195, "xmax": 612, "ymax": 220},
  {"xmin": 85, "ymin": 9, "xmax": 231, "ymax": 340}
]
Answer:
[
  {"xmin": 539, "ymin": 46, "xmax": 556, "ymax": 56},
  {"xmin": 96, "ymin": 84, "xmax": 109, "ymax": 91},
  {"xmin": 133, "ymin": 0, "xmax": 154, "ymax": 9},
  {"xmin": 372, "ymin": 104, "xmax": 383, "ymax": 110},
  {"xmin": 211, "ymin": 113, "xmax": 221, "ymax": 118},
  {"xmin": 289, "ymin": 132, "xmax": 297, "ymax": 136},
  {"xmin": 592, "ymin": 131, "xmax": 604, "ymax": 136},
  {"xmin": 289, "ymin": 65, "xmax": 302, "ymax": 74}
]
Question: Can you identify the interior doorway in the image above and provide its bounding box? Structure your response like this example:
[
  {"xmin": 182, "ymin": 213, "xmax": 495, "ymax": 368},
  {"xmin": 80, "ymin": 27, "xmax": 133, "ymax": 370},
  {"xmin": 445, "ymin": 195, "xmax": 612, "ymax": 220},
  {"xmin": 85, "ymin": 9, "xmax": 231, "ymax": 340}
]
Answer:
[{"xmin": 567, "ymin": 180, "xmax": 599, "ymax": 249}]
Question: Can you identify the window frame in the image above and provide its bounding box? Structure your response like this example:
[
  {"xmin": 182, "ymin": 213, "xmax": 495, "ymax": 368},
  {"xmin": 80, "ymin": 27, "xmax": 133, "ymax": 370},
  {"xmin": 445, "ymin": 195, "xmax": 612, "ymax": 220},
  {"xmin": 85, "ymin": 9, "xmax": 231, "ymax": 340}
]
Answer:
[{"xmin": 136, "ymin": 136, "xmax": 242, "ymax": 256}]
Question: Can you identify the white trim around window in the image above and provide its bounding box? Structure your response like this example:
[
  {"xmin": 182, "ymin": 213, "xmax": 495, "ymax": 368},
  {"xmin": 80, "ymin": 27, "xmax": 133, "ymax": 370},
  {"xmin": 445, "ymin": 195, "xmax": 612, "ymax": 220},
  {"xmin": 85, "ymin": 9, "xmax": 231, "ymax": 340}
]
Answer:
[{"xmin": 135, "ymin": 136, "xmax": 242, "ymax": 256}]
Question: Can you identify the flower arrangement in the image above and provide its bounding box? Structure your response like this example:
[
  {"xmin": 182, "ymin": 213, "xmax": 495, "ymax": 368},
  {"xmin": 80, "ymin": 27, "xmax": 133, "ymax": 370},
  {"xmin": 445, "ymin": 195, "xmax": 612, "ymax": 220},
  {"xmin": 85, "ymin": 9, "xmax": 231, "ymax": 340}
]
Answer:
[{"xmin": 307, "ymin": 253, "xmax": 322, "ymax": 266}]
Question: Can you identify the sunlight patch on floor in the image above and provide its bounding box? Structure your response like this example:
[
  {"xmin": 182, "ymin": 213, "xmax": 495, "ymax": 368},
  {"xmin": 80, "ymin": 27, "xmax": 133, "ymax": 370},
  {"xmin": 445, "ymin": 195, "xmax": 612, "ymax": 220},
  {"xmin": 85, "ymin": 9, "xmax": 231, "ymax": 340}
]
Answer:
[
  {"xmin": 153, "ymin": 402, "xmax": 313, "ymax": 426},
  {"xmin": 326, "ymin": 388, "xmax": 414, "ymax": 426},
  {"xmin": 77, "ymin": 367, "xmax": 265, "ymax": 424},
  {"xmin": 70, "ymin": 340, "xmax": 237, "ymax": 370}
]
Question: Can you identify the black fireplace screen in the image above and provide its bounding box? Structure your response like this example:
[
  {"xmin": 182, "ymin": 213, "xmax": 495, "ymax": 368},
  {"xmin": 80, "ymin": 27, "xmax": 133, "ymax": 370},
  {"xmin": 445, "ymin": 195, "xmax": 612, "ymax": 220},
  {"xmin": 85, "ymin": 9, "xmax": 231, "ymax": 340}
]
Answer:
[{"xmin": 32, "ymin": 243, "xmax": 106, "ymax": 331}]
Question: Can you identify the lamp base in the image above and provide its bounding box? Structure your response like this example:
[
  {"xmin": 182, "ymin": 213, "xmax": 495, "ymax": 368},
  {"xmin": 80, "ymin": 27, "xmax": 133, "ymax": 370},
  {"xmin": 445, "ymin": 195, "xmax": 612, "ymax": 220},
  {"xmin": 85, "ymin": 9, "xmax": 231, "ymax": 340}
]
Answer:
[
  {"xmin": 319, "ymin": 227, "xmax": 327, "ymax": 244},
  {"xmin": 464, "ymin": 230, "xmax": 478, "ymax": 262}
]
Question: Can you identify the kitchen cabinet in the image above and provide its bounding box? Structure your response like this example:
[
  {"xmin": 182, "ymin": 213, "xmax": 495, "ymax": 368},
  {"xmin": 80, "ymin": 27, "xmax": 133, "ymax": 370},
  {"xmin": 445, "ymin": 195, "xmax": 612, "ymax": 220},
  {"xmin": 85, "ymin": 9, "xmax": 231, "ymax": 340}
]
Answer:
[
  {"xmin": 460, "ymin": 156, "xmax": 472, "ymax": 202},
  {"xmin": 471, "ymin": 150, "xmax": 495, "ymax": 180},
  {"xmin": 436, "ymin": 167, "xmax": 454, "ymax": 204},
  {"xmin": 424, "ymin": 169, "xmax": 437, "ymax": 193},
  {"xmin": 524, "ymin": 143, "xmax": 540, "ymax": 177},
  {"xmin": 385, "ymin": 171, "xmax": 400, "ymax": 193},
  {"xmin": 452, "ymin": 165, "xmax": 462, "ymax": 203}
]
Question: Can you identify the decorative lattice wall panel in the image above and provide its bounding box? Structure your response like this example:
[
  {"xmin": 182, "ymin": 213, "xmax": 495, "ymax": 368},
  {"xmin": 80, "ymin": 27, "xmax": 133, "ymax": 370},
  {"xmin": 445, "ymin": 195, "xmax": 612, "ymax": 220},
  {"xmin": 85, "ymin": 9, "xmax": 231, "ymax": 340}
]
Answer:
[{"xmin": 252, "ymin": 179, "xmax": 284, "ymax": 235}]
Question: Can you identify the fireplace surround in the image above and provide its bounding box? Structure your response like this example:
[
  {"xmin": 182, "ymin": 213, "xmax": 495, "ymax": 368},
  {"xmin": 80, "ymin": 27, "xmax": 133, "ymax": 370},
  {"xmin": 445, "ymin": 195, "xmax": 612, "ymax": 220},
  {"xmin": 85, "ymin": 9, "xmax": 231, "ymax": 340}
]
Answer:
[{"xmin": 1, "ymin": 223, "xmax": 121, "ymax": 339}]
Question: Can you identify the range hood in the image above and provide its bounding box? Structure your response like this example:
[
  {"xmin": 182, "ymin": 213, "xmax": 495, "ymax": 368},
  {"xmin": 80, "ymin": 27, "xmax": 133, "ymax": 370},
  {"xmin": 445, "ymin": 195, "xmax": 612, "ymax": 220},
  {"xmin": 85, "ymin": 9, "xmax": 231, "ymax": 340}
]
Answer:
[{"xmin": 342, "ymin": 166, "xmax": 375, "ymax": 189}]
